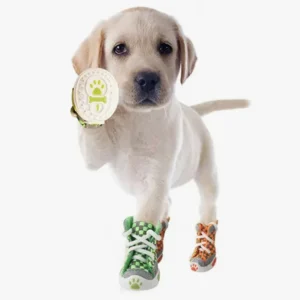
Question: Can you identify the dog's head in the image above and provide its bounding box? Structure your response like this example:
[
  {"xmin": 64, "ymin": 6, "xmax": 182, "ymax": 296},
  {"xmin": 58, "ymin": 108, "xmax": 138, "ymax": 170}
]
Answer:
[{"xmin": 72, "ymin": 7, "xmax": 197, "ymax": 111}]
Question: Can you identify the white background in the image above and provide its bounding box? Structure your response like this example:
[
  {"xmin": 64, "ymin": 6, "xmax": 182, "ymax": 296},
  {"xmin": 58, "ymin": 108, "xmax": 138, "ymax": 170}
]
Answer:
[{"xmin": 1, "ymin": 0, "xmax": 300, "ymax": 299}]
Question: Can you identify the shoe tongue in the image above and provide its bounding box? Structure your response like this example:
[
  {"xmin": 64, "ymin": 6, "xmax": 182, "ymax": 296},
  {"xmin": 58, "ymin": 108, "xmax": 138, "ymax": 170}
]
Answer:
[
  {"xmin": 123, "ymin": 216, "xmax": 134, "ymax": 231},
  {"xmin": 132, "ymin": 221, "xmax": 156, "ymax": 237}
]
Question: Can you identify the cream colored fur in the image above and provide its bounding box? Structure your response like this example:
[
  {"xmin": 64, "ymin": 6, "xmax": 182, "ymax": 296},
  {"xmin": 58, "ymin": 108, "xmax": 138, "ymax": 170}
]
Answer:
[{"xmin": 72, "ymin": 8, "xmax": 248, "ymax": 225}]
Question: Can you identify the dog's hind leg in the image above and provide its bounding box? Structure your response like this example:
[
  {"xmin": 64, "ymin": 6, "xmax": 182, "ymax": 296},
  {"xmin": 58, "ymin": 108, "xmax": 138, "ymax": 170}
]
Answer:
[
  {"xmin": 162, "ymin": 196, "xmax": 172, "ymax": 220},
  {"xmin": 156, "ymin": 197, "xmax": 171, "ymax": 263},
  {"xmin": 190, "ymin": 136, "xmax": 219, "ymax": 272},
  {"xmin": 194, "ymin": 136, "xmax": 218, "ymax": 224}
]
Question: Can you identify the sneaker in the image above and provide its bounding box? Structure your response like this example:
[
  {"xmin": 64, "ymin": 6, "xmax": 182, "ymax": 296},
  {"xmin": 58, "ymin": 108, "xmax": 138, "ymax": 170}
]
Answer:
[
  {"xmin": 156, "ymin": 217, "xmax": 170, "ymax": 263},
  {"xmin": 119, "ymin": 217, "xmax": 162, "ymax": 291},
  {"xmin": 190, "ymin": 221, "xmax": 218, "ymax": 272}
]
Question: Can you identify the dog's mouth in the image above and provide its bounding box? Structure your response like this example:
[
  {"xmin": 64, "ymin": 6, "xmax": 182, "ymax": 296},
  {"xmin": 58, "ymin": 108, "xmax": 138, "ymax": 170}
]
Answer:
[
  {"xmin": 122, "ymin": 97, "xmax": 167, "ymax": 112},
  {"xmin": 120, "ymin": 86, "xmax": 171, "ymax": 111},
  {"xmin": 135, "ymin": 88, "xmax": 160, "ymax": 106},
  {"xmin": 137, "ymin": 98, "xmax": 158, "ymax": 106}
]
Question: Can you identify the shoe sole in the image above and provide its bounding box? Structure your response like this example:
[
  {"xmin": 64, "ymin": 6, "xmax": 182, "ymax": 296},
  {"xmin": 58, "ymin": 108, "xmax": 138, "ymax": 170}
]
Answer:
[
  {"xmin": 72, "ymin": 68, "xmax": 119, "ymax": 125},
  {"xmin": 119, "ymin": 270, "xmax": 160, "ymax": 291},
  {"xmin": 190, "ymin": 257, "xmax": 217, "ymax": 272}
]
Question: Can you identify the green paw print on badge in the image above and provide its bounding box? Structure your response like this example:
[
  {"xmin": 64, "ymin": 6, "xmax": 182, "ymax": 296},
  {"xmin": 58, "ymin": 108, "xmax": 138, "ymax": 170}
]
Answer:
[
  {"xmin": 129, "ymin": 278, "xmax": 143, "ymax": 290},
  {"xmin": 88, "ymin": 80, "xmax": 107, "ymax": 111}
]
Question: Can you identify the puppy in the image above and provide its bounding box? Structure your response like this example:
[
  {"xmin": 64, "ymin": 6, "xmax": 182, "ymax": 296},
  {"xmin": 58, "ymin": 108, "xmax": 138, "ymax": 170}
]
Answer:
[{"xmin": 72, "ymin": 7, "xmax": 248, "ymax": 290}]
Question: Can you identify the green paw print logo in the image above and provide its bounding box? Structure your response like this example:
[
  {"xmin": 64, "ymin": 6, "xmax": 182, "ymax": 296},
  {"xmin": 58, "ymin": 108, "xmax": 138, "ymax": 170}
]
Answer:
[
  {"xmin": 88, "ymin": 80, "xmax": 107, "ymax": 111},
  {"xmin": 129, "ymin": 278, "xmax": 143, "ymax": 290}
]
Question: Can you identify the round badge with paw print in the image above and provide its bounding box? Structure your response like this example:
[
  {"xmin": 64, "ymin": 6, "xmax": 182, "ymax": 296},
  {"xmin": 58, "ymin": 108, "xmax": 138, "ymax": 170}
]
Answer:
[{"xmin": 72, "ymin": 68, "xmax": 119, "ymax": 125}]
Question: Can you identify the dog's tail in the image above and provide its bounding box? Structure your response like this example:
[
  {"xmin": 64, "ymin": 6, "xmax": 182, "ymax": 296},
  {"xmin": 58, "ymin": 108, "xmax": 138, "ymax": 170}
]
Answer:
[{"xmin": 191, "ymin": 99, "xmax": 249, "ymax": 116}]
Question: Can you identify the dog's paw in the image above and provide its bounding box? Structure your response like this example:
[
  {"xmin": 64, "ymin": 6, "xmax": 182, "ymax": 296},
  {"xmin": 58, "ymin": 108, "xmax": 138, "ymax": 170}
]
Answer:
[{"xmin": 190, "ymin": 263, "xmax": 199, "ymax": 271}]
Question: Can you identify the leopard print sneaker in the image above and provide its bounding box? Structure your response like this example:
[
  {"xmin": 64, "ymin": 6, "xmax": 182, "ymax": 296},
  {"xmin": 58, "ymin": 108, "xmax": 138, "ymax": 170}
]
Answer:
[
  {"xmin": 156, "ymin": 217, "xmax": 170, "ymax": 263},
  {"xmin": 190, "ymin": 221, "xmax": 218, "ymax": 272}
]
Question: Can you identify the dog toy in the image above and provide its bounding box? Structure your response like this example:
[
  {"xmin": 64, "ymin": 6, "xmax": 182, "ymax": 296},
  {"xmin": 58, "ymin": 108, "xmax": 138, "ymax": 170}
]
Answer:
[{"xmin": 71, "ymin": 68, "xmax": 119, "ymax": 127}]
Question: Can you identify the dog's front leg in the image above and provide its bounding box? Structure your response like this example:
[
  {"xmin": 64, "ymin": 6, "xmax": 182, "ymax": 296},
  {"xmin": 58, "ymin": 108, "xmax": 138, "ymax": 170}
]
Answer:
[
  {"xmin": 78, "ymin": 125, "xmax": 114, "ymax": 170},
  {"xmin": 135, "ymin": 180, "xmax": 169, "ymax": 225},
  {"xmin": 120, "ymin": 169, "xmax": 172, "ymax": 284}
]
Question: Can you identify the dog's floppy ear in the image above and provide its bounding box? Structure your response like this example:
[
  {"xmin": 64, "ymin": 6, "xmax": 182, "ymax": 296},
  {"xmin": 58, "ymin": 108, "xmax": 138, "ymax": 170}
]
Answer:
[
  {"xmin": 72, "ymin": 23, "xmax": 105, "ymax": 74},
  {"xmin": 177, "ymin": 26, "xmax": 197, "ymax": 84}
]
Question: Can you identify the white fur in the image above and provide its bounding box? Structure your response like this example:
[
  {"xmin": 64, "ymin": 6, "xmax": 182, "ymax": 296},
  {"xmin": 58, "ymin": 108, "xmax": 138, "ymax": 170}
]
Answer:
[
  {"xmin": 73, "ymin": 8, "xmax": 249, "ymax": 225},
  {"xmin": 78, "ymin": 99, "xmax": 248, "ymax": 225}
]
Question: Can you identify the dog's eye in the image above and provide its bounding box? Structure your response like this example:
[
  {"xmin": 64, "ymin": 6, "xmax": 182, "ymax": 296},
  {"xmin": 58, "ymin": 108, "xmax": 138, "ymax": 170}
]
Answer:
[
  {"xmin": 158, "ymin": 43, "xmax": 173, "ymax": 55},
  {"xmin": 113, "ymin": 44, "xmax": 128, "ymax": 55}
]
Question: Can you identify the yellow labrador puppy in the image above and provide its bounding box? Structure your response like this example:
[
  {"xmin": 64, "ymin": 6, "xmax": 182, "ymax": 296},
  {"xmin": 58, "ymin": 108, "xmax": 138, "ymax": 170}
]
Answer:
[{"xmin": 72, "ymin": 7, "xmax": 248, "ymax": 290}]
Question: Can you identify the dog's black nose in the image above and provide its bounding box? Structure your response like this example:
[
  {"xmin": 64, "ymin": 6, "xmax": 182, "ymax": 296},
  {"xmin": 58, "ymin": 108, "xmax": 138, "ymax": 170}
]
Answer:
[{"xmin": 135, "ymin": 72, "xmax": 160, "ymax": 92}]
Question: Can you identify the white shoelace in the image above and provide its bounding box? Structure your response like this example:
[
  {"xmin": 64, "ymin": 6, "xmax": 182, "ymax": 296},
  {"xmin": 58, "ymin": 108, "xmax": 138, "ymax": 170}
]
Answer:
[
  {"xmin": 195, "ymin": 231, "xmax": 215, "ymax": 254},
  {"xmin": 123, "ymin": 229, "xmax": 162, "ymax": 263}
]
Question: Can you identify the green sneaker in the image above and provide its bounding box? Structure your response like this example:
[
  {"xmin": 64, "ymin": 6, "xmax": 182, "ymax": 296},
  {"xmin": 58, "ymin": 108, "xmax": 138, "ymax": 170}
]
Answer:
[{"xmin": 119, "ymin": 217, "xmax": 162, "ymax": 291}]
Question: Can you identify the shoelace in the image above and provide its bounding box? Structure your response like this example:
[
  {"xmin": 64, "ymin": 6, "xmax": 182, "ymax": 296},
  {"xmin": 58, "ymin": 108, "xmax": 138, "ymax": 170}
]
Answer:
[
  {"xmin": 123, "ymin": 229, "xmax": 161, "ymax": 263},
  {"xmin": 195, "ymin": 231, "xmax": 215, "ymax": 254}
]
